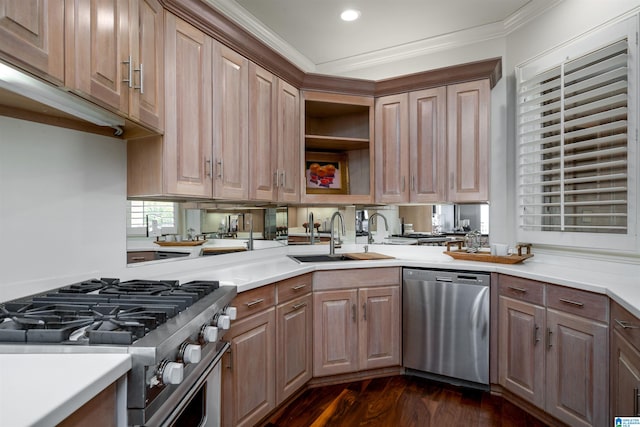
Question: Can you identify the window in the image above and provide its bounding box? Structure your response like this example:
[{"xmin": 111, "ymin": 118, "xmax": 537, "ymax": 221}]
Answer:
[
  {"xmin": 127, "ymin": 201, "xmax": 178, "ymax": 236},
  {"xmin": 516, "ymin": 15, "xmax": 638, "ymax": 251}
]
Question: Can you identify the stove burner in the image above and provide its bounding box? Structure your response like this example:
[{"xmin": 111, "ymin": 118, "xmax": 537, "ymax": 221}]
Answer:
[{"xmin": 0, "ymin": 279, "xmax": 220, "ymax": 344}]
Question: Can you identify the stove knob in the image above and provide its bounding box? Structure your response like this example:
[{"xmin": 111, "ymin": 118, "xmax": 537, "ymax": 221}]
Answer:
[
  {"xmin": 182, "ymin": 344, "xmax": 202, "ymax": 364},
  {"xmin": 225, "ymin": 306, "xmax": 238, "ymax": 320},
  {"xmin": 217, "ymin": 314, "xmax": 231, "ymax": 330},
  {"xmin": 201, "ymin": 325, "xmax": 219, "ymax": 343},
  {"xmin": 161, "ymin": 361, "xmax": 183, "ymax": 385}
]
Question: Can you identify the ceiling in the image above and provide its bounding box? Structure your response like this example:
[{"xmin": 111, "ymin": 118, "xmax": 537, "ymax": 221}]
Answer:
[{"xmin": 204, "ymin": 0, "xmax": 560, "ymax": 75}]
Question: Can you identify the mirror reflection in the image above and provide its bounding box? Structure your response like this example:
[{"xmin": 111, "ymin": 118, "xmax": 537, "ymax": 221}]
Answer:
[{"xmin": 126, "ymin": 200, "xmax": 489, "ymax": 264}]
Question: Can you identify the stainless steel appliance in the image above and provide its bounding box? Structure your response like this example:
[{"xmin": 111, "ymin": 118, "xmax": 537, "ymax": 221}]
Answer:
[
  {"xmin": 0, "ymin": 278, "xmax": 237, "ymax": 426},
  {"xmin": 403, "ymin": 268, "xmax": 489, "ymax": 388}
]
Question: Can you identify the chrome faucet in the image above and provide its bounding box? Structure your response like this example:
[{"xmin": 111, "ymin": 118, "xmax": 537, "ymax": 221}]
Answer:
[
  {"xmin": 308, "ymin": 211, "xmax": 315, "ymax": 245},
  {"xmin": 329, "ymin": 211, "xmax": 345, "ymax": 255},
  {"xmin": 368, "ymin": 212, "xmax": 389, "ymax": 244},
  {"xmin": 246, "ymin": 213, "xmax": 254, "ymax": 251}
]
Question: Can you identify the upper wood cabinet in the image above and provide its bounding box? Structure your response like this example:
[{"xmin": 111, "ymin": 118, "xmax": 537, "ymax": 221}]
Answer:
[
  {"xmin": 0, "ymin": 0, "xmax": 64, "ymax": 85},
  {"xmin": 160, "ymin": 12, "xmax": 213, "ymax": 198},
  {"xmin": 301, "ymin": 91, "xmax": 374, "ymax": 204},
  {"xmin": 375, "ymin": 79, "xmax": 489, "ymax": 204},
  {"xmin": 65, "ymin": 0, "xmax": 163, "ymax": 131},
  {"xmin": 447, "ymin": 80, "xmax": 490, "ymax": 202},
  {"xmin": 248, "ymin": 64, "xmax": 300, "ymax": 203},
  {"xmin": 213, "ymin": 43, "xmax": 249, "ymax": 199}
]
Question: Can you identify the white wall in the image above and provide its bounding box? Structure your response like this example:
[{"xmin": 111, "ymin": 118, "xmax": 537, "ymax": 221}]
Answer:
[{"xmin": 0, "ymin": 117, "xmax": 128, "ymax": 301}]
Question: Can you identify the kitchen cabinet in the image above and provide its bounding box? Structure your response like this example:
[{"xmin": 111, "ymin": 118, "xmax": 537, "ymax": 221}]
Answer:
[
  {"xmin": 213, "ymin": 43, "xmax": 249, "ymax": 199},
  {"xmin": 65, "ymin": 0, "xmax": 163, "ymax": 131},
  {"xmin": 222, "ymin": 284, "xmax": 276, "ymax": 427},
  {"xmin": 312, "ymin": 268, "xmax": 401, "ymax": 377},
  {"xmin": 610, "ymin": 301, "xmax": 640, "ymax": 417},
  {"xmin": 0, "ymin": 0, "xmax": 64, "ymax": 85},
  {"xmin": 302, "ymin": 91, "xmax": 374, "ymax": 204},
  {"xmin": 375, "ymin": 80, "xmax": 489, "ymax": 204},
  {"xmin": 248, "ymin": 64, "xmax": 300, "ymax": 202},
  {"xmin": 275, "ymin": 274, "xmax": 312, "ymax": 404},
  {"xmin": 497, "ymin": 275, "xmax": 608, "ymax": 427}
]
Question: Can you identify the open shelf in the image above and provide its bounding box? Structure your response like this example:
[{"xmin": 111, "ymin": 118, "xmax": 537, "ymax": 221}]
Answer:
[{"xmin": 304, "ymin": 135, "xmax": 370, "ymax": 151}]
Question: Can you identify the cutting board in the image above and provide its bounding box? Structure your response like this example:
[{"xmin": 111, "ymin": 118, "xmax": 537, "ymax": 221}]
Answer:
[
  {"xmin": 344, "ymin": 252, "xmax": 395, "ymax": 261},
  {"xmin": 154, "ymin": 239, "xmax": 207, "ymax": 246},
  {"xmin": 201, "ymin": 247, "xmax": 247, "ymax": 254}
]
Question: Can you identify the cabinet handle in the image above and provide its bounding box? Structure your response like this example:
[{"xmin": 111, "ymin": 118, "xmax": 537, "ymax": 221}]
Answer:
[
  {"xmin": 292, "ymin": 302, "xmax": 307, "ymax": 311},
  {"xmin": 274, "ymin": 170, "xmax": 279, "ymax": 187},
  {"xmin": 130, "ymin": 256, "xmax": 146, "ymax": 261},
  {"xmin": 362, "ymin": 303, "xmax": 367, "ymax": 321},
  {"xmin": 559, "ymin": 298, "xmax": 584, "ymax": 308},
  {"xmin": 635, "ymin": 388, "xmax": 640, "ymax": 416},
  {"xmin": 217, "ymin": 159, "xmax": 224, "ymax": 179},
  {"xmin": 615, "ymin": 319, "xmax": 640, "ymax": 329},
  {"xmin": 450, "ymin": 172, "xmax": 454, "ymax": 190},
  {"xmin": 508, "ymin": 286, "xmax": 528, "ymax": 294},
  {"xmin": 280, "ymin": 170, "xmax": 286, "ymax": 188},
  {"xmin": 534, "ymin": 324, "xmax": 540, "ymax": 345},
  {"xmin": 205, "ymin": 159, "xmax": 212, "ymax": 178},
  {"xmin": 226, "ymin": 347, "xmax": 233, "ymax": 370},
  {"xmin": 411, "ymin": 175, "xmax": 416, "ymax": 191},
  {"xmin": 122, "ymin": 56, "xmax": 132, "ymax": 88},
  {"xmin": 547, "ymin": 328, "xmax": 553, "ymax": 349},
  {"xmin": 351, "ymin": 304, "xmax": 356, "ymax": 323},
  {"xmin": 245, "ymin": 298, "xmax": 264, "ymax": 308},
  {"xmin": 401, "ymin": 176, "xmax": 406, "ymax": 192},
  {"xmin": 134, "ymin": 62, "xmax": 144, "ymax": 94},
  {"xmin": 292, "ymin": 284, "xmax": 307, "ymax": 291}
]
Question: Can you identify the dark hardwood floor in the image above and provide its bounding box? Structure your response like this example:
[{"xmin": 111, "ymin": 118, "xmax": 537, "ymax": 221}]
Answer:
[{"xmin": 266, "ymin": 375, "xmax": 549, "ymax": 427}]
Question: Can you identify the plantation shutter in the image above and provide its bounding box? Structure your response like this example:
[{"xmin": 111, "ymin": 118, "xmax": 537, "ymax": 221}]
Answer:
[{"xmin": 517, "ymin": 38, "xmax": 629, "ymax": 235}]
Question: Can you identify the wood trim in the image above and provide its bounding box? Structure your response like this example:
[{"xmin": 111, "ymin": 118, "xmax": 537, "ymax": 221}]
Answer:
[
  {"xmin": 306, "ymin": 366, "xmax": 403, "ymax": 388},
  {"xmin": 301, "ymin": 74, "xmax": 376, "ymax": 96},
  {"xmin": 375, "ymin": 58, "xmax": 502, "ymax": 96},
  {"xmin": 492, "ymin": 385, "xmax": 572, "ymax": 427}
]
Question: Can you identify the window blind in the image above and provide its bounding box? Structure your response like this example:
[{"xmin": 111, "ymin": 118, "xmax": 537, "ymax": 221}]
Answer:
[
  {"xmin": 517, "ymin": 38, "xmax": 630, "ymax": 235},
  {"xmin": 127, "ymin": 201, "xmax": 177, "ymax": 235}
]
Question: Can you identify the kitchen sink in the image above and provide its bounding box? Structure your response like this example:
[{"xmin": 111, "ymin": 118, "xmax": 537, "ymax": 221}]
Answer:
[{"xmin": 288, "ymin": 254, "xmax": 358, "ymax": 263}]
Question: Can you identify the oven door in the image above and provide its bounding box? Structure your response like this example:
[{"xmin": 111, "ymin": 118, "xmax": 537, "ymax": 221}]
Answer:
[{"xmin": 146, "ymin": 342, "xmax": 229, "ymax": 427}]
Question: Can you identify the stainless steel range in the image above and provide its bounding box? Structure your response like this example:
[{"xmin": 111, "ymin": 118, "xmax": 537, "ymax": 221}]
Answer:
[{"xmin": 0, "ymin": 278, "xmax": 237, "ymax": 426}]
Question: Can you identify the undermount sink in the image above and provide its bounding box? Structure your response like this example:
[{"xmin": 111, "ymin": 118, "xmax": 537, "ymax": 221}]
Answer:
[{"xmin": 288, "ymin": 254, "xmax": 357, "ymax": 263}]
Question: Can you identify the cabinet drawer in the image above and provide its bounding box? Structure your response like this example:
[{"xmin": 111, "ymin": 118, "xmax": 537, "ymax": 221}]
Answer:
[
  {"xmin": 498, "ymin": 275, "xmax": 544, "ymax": 306},
  {"xmin": 276, "ymin": 274, "xmax": 312, "ymax": 304},
  {"xmin": 313, "ymin": 267, "xmax": 400, "ymax": 291},
  {"xmin": 546, "ymin": 285, "xmax": 608, "ymax": 323},
  {"xmin": 612, "ymin": 300, "xmax": 640, "ymax": 349},
  {"xmin": 233, "ymin": 284, "xmax": 276, "ymax": 320}
]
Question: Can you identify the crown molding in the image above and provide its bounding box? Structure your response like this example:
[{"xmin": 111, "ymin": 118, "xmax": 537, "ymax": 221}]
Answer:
[{"xmin": 203, "ymin": 0, "xmax": 562, "ymax": 76}]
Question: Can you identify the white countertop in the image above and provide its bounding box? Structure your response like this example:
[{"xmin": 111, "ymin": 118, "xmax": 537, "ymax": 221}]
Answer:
[{"xmin": 0, "ymin": 353, "xmax": 131, "ymax": 427}]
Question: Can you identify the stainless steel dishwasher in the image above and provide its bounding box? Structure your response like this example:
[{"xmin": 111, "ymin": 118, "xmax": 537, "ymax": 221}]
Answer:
[{"xmin": 403, "ymin": 268, "xmax": 490, "ymax": 388}]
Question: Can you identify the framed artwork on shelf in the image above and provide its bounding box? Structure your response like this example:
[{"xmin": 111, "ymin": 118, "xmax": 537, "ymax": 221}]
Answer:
[{"xmin": 305, "ymin": 152, "xmax": 349, "ymax": 194}]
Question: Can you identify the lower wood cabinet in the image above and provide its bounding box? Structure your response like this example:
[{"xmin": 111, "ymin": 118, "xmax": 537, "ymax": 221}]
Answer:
[
  {"xmin": 611, "ymin": 300, "xmax": 640, "ymax": 418},
  {"xmin": 497, "ymin": 274, "xmax": 609, "ymax": 427},
  {"xmin": 222, "ymin": 285, "xmax": 276, "ymax": 427},
  {"xmin": 313, "ymin": 268, "xmax": 401, "ymax": 377}
]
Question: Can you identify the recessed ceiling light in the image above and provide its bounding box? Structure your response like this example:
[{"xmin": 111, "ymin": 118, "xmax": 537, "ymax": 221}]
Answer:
[{"xmin": 340, "ymin": 9, "xmax": 360, "ymax": 22}]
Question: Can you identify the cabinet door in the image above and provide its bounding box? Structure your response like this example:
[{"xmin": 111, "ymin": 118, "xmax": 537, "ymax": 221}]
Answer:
[
  {"xmin": 375, "ymin": 93, "xmax": 409, "ymax": 203},
  {"xmin": 546, "ymin": 309, "xmax": 608, "ymax": 427},
  {"xmin": 213, "ymin": 43, "xmax": 249, "ymax": 199},
  {"xmin": 359, "ymin": 286, "xmax": 400, "ymax": 370},
  {"xmin": 611, "ymin": 330, "xmax": 640, "ymax": 417},
  {"xmin": 276, "ymin": 293, "xmax": 312, "ymax": 405},
  {"xmin": 277, "ymin": 78, "xmax": 300, "ymax": 203},
  {"xmin": 163, "ymin": 13, "xmax": 213, "ymax": 197},
  {"xmin": 65, "ymin": 0, "xmax": 129, "ymax": 113},
  {"xmin": 498, "ymin": 296, "xmax": 545, "ymax": 409},
  {"xmin": 129, "ymin": 0, "xmax": 163, "ymax": 130},
  {"xmin": 248, "ymin": 63, "xmax": 277, "ymax": 201},
  {"xmin": 222, "ymin": 308, "xmax": 275, "ymax": 427},
  {"xmin": 0, "ymin": 0, "xmax": 64, "ymax": 84},
  {"xmin": 447, "ymin": 80, "xmax": 490, "ymax": 202},
  {"xmin": 409, "ymin": 87, "xmax": 447, "ymax": 203},
  {"xmin": 313, "ymin": 289, "xmax": 358, "ymax": 377}
]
